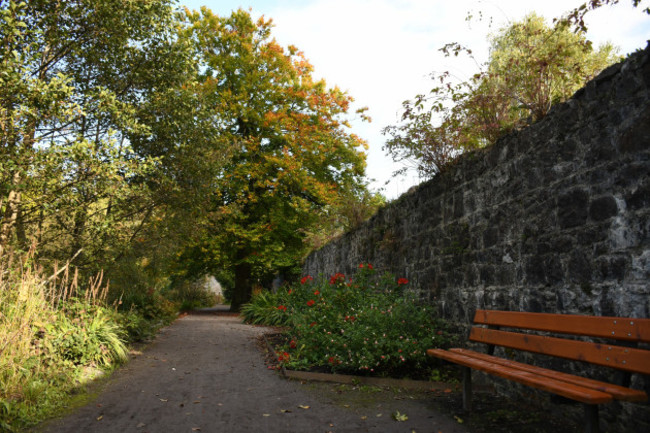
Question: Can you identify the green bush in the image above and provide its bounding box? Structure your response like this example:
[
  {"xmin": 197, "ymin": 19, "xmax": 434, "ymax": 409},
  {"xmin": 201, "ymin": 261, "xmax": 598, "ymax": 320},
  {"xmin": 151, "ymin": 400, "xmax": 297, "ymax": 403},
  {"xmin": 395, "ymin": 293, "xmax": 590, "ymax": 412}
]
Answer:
[
  {"xmin": 240, "ymin": 290, "xmax": 289, "ymax": 326},
  {"xmin": 112, "ymin": 288, "xmax": 180, "ymax": 342},
  {"xmin": 42, "ymin": 301, "xmax": 128, "ymax": 367},
  {"xmin": 242, "ymin": 265, "xmax": 457, "ymax": 378}
]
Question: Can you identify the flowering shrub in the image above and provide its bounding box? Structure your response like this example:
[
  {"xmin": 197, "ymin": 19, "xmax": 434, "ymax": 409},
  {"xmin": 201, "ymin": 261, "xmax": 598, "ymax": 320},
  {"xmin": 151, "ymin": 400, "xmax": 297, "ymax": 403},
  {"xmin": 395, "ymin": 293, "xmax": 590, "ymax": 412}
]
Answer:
[{"xmin": 242, "ymin": 265, "xmax": 457, "ymax": 378}]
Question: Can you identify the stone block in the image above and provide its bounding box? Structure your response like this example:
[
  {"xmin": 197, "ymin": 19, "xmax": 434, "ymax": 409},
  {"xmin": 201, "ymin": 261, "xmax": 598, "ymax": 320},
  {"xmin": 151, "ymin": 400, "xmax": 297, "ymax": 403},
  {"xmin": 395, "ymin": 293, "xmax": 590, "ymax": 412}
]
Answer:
[
  {"xmin": 589, "ymin": 195, "xmax": 619, "ymax": 221},
  {"xmin": 557, "ymin": 188, "xmax": 589, "ymax": 229}
]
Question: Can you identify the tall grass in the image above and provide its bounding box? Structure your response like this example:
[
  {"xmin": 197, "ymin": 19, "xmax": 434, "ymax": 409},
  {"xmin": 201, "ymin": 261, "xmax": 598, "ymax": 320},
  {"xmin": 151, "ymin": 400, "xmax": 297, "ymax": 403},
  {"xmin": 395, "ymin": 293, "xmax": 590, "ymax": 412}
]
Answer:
[{"xmin": 0, "ymin": 248, "xmax": 126, "ymax": 432}]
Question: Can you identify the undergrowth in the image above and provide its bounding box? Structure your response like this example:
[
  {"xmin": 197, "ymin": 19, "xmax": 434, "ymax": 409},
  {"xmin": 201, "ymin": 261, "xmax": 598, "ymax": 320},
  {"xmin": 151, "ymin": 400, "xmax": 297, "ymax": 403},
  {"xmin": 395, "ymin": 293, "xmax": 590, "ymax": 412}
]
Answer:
[
  {"xmin": 241, "ymin": 265, "xmax": 458, "ymax": 379},
  {"xmin": 0, "ymin": 247, "xmax": 215, "ymax": 432},
  {"xmin": 0, "ymin": 252, "xmax": 124, "ymax": 431}
]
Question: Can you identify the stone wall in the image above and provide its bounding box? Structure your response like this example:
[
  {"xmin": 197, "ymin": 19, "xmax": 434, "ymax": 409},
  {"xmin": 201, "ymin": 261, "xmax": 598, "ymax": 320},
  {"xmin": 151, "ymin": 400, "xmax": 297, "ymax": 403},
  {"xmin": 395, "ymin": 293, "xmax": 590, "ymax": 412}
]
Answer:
[{"xmin": 303, "ymin": 44, "xmax": 650, "ymax": 431}]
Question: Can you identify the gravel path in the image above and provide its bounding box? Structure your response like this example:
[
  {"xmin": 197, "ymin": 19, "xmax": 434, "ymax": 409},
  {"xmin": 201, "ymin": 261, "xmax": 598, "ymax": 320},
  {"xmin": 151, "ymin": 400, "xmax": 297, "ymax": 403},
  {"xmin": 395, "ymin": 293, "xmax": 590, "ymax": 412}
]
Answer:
[{"xmin": 36, "ymin": 311, "xmax": 469, "ymax": 433}]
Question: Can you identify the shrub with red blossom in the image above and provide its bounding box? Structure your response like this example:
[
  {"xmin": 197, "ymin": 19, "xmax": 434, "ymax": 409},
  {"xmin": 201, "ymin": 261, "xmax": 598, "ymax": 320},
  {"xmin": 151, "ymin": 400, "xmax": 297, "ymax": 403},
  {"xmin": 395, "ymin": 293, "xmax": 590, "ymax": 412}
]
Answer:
[{"xmin": 241, "ymin": 266, "xmax": 456, "ymax": 378}]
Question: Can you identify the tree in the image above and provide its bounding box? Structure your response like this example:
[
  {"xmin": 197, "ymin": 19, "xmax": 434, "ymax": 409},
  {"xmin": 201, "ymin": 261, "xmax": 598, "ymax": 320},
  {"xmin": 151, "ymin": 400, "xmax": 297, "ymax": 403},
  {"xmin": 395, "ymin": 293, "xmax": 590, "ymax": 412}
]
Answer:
[
  {"xmin": 0, "ymin": 0, "xmax": 217, "ymax": 294},
  {"xmin": 383, "ymin": 13, "xmax": 620, "ymax": 178},
  {"xmin": 183, "ymin": 8, "xmax": 369, "ymax": 310}
]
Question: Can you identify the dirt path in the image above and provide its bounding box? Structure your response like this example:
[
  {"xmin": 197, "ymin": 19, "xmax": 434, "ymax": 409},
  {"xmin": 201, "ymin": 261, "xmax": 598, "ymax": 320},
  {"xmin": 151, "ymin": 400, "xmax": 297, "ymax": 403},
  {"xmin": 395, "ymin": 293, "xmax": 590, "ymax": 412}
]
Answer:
[{"xmin": 36, "ymin": 312, "xmax": 468, "ymax": 433}]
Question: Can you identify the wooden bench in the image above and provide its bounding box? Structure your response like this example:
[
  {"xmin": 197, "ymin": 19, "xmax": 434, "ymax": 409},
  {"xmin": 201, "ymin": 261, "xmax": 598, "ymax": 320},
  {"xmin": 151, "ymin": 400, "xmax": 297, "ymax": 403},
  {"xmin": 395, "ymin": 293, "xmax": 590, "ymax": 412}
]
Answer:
[{"xmin": 427, "ymin": 310, "xmax": 650, "ymax": 433}]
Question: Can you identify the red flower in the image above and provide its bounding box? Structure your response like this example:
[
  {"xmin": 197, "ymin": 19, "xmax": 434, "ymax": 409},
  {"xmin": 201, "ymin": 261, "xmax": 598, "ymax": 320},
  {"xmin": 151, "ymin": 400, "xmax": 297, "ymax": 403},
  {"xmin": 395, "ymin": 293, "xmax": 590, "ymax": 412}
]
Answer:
[
  {"xmin": 313, "ymin": 290, "xmax": 320, "ymax": 296},
  {"xmin": 358, "ymin": 263, "xmax": 364, "ymax": 268},
  {"xmin": 290, "ymin": 340, "xmax": 297, "ymax": 349},
  {"xmin": 277, "ymin": 305, "xmax": 287, "ymax": 311},
  {"xmin": 277, "ymin": 351, "xmax": 290, "ymax": 362},
  {"xmin": 307, "ymin": 300, "xmax": 315, "ymax": 307},
  {"xmin": 301, "ymin": 275, "xmax": 313, "ymax": 285},
  {"xmin": 329, "ymin": 273, "xmax": 346, "ymax": 285},
  {"xmin": 309, "ymin": 322, "xmax": 317, "ymax": 327},
  {"xmin": 327, "ymin": 356, "xmax": 340, "ymax": 365},
  {"xmin": 397, "ymin": 278, "xmax": 409, "ymax": 285},
  {"xmin": 368, "ymin": 264, "xmax": 373, "ymax": 270}
]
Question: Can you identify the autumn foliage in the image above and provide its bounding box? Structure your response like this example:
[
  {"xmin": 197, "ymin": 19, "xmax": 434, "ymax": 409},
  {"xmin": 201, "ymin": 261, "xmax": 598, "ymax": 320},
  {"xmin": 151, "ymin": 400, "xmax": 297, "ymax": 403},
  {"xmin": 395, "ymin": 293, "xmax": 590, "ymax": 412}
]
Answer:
[{"xmin": 181, "ymin": 8, "xmax": 370, "ymax": 310}]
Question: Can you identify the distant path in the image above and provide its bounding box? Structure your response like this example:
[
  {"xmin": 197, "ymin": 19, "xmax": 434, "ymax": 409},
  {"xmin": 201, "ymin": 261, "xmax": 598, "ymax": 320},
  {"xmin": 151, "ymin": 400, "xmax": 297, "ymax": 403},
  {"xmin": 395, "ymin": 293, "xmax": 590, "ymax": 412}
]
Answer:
[{"xmin": 37, "ymin": 308, "xmax": 468, "ymax": 433}]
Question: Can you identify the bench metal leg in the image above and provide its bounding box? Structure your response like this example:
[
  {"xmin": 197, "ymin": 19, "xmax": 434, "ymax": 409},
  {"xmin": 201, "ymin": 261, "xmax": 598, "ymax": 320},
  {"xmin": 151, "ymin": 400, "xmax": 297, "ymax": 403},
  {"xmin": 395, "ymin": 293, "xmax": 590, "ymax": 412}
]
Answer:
[
  {"xmin": 462, "ymin": 367, "xmax": 473, "ymax": 411},
  {"xmin": 584, "ymin": 404, "xmax": 599, "ymax": 433}
]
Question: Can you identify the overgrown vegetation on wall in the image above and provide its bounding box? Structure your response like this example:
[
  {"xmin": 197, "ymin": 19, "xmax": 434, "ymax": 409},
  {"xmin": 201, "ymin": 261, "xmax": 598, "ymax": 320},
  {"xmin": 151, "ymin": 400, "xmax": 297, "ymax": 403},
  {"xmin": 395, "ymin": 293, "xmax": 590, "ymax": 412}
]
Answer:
[{"xmin": 383, "ymin": 13, "xmax": 619, "ymax": 177}]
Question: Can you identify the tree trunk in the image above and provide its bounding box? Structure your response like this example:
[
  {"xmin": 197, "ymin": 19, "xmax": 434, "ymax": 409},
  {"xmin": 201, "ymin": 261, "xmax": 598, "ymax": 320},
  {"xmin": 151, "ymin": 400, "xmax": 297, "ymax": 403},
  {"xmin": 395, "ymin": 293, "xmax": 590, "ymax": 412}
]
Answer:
[{"xmin": 230, "ymin": 259, "xmax": 253, "ymax": 312}]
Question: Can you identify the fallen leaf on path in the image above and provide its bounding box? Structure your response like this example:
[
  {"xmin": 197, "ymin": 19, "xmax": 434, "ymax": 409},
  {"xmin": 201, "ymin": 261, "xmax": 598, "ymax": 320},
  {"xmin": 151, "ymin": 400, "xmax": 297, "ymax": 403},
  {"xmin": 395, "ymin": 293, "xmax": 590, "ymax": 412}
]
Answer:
[
  {"xmin": 193, "ymin": 401, "xmax": 201, "ymax": 404},
  {"xmin": 392, "ymin": 411, "xmax": 408, "ymax": 422},
  {"xmin": 192, "ymin": 428, "xmax": 201, "ymax": 431},
  {"xmin": 96, "ymin": 416, "xmax": 103, "ymax": 421},
  {"xmin": 298, "ymin": 405, "xmax": 310, "ymax": 409},
  {"xmin": 96, "ymin": 404, "xmax": 102, "ymax": 407},
  {"xmin": 262, "ymin": 414, "xmax": 271, "ymax": 417},
  {"xmin": 444, "ymin": 388, "xmax": 452, "ymax": 393},
  {"xmin": 343, "ymin": 404, "xmax": 350, "ymax": 408},
  {"xmin": 376, "ymin": 414, "xmax": 382, "ymax": 417},
  {"xmin": 361, "ymin": 416, "xmax": 367, "ymax": 420},
  {"xmin": 137, "ymin": 423, "xmax": 146, "ymax": 428},
  {"xmin": 454, "ymin": 415, "xmax": 464, "ymax": 424},
  {"xmin": 159, "ymin": 399, "xmax": 168, "ymax": 402},
  {"xmin": 280, "ymin": 409, "xmax": 292, "ymax": 413}
]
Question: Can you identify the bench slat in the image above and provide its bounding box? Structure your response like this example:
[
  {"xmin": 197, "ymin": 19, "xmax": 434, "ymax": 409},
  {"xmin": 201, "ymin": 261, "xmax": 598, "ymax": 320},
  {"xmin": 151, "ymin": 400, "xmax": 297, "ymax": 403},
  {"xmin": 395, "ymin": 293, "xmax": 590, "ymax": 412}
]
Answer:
[
  {"xmin": 427, "ymin": 348, "xmax": 613, "ymax": 404},
  {"xmin": 474, "ymin": 310, "xmax": 650, "ymax": 343},
  {"xmin": 449, "ymin": 348, "xmax": 648, "ymax": 402},
  {"xmin": 470, "ymin": 327, "xmax": 650, "ymax": 375}
]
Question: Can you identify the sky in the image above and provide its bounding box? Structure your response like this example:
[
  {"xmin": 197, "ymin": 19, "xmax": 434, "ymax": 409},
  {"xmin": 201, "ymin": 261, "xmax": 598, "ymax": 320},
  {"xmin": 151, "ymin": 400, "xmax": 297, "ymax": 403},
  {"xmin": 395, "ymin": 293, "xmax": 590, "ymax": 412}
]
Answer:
[{"xmin": 179, "ymin": 0, "xmax": 650, "ymax": 199}]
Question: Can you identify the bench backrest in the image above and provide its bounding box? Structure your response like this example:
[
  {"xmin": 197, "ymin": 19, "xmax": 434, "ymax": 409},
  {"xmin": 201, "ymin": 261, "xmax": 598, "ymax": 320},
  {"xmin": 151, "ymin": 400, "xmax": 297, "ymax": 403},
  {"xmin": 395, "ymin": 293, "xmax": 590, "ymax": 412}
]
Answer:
[{"xmin": 470, "ymin": 310, "xmax": 650, "ymax": 375}]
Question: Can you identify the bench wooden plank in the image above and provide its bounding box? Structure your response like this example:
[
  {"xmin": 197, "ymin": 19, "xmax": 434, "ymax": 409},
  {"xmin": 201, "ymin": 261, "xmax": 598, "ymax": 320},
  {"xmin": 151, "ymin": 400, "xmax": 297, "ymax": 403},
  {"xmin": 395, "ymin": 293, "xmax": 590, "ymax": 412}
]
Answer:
[
  {"xmin": 474, "ymin": 310, "xmax": 650, "ymax": 343},
  {"xmin": 469, "ymin": 327, "xmax": 650, "ymax": 375},
  {"xmin": 449, "ymin": 348, "xmax": 648, "ymax": 402},
  {"xmin": 427, "ymin": 348, "xmax": 613, "ymax": 404}
]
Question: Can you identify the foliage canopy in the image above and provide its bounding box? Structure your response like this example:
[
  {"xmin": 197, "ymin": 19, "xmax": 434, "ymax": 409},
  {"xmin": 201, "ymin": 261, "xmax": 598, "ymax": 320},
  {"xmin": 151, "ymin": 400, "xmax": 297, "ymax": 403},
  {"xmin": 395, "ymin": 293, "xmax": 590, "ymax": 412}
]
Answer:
[{"xmin": 179, "ymin": 8, "xmax": 371, "ymax": 310}]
